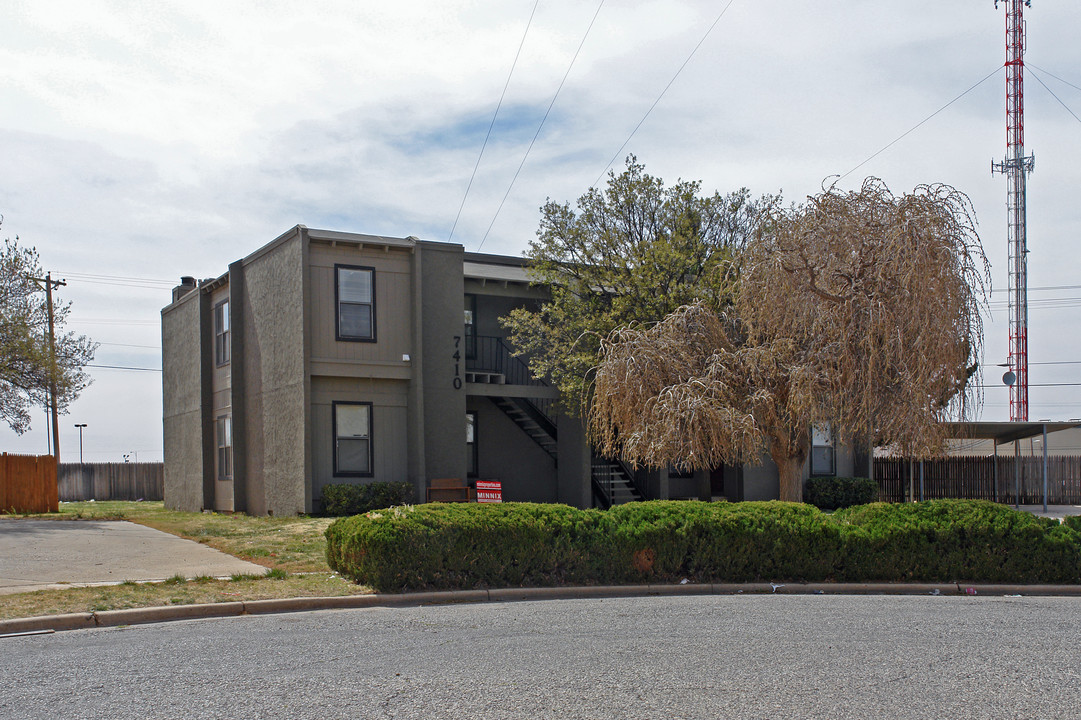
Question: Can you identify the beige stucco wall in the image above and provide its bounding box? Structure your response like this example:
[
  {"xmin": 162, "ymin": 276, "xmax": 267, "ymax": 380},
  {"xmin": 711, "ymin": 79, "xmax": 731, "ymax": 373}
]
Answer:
[
  {"xmin": 309, "ymin": 376, "xmax": 409, "ymax": 506},
  {"xmin": 161, "ymin": 290, "xmax": 204, "ymax": 512},
  {"xmin": 239, "ymin": 233, "xmax": 308, "ymax": 516},
  {"xmin": 307, "ymin": 243, "xmax": 413, "ymax": 373}
]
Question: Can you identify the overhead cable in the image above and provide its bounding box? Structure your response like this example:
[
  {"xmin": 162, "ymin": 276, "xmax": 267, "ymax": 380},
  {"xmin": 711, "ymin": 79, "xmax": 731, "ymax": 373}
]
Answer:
[
  {"xmin": 476, "ymin": 0, "xmax": 606, "ymax": 252},
  {"xmin": 835, "ymin": 66, "xmax": 1000, "ymax": 185},
  {"xmin": 592, "ymin": 0, "xmax": 736, "ymax": 188},
  {"xmin": 1028, "ymin": 67, "xmax": 1081, "ymax": 127},
  {"xmin": 448, "ymin": 0, "xmax": 541, "ymax": 243}
]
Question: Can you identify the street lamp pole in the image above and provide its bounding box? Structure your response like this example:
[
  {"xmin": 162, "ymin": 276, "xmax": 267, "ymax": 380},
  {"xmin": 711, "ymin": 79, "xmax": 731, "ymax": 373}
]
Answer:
[{"xmin": 74, "ymin": 423, "xmax": 87, "ymax": 464}]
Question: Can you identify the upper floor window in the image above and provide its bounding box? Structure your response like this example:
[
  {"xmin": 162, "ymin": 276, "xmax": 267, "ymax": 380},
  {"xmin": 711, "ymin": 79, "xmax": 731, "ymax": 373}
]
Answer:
[
  {"xmin": 214, "ymin": 300, "xmax": 230, "ymax": 365},
  {"xmin": 810, "ymin": 425, "xmax": 835, "ymax": 476},
  {"xmin": 336, "ymin": 265, "xmax": 375, "ymax": 342},
  {"xmin": 464, "ymin": 294, "xmax": 476, "ymax": 360}
]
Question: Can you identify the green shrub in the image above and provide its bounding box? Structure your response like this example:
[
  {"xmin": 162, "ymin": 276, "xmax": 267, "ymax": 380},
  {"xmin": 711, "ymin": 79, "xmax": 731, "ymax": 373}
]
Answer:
[
  {"xmin": 834, "ymin": 500, "xmax": 1081, "ymax": 583},
  {"xmin": 326, "ymin": 499, "xmax": 1081, "ymax": 592},
  {"xmin": 805, "ymin": 476, "xmax": 879, "ymax": 511},
  {"xmin": 320, "ymin": 481, "xmax": 416, "ymax": 517}
]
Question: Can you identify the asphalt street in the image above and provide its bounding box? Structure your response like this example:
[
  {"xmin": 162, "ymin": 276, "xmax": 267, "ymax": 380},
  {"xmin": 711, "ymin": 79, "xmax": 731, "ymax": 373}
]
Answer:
[{"xmin": 2, "ymin": 594, "xmax": 1079, "ymax": 719}]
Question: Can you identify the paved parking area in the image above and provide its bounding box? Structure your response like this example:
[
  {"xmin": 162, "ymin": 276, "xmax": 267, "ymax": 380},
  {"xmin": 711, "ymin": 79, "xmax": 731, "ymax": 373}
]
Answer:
[{"xmin": 0, "ymin": 519, "xmax": 267, "ymax": 595}]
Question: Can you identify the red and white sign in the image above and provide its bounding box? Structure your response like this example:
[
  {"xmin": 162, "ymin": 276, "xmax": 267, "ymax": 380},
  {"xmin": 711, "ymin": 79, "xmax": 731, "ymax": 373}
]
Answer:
[{"xmin": 476, "ymin": 480, "xmax": 502, "ymax": 503}]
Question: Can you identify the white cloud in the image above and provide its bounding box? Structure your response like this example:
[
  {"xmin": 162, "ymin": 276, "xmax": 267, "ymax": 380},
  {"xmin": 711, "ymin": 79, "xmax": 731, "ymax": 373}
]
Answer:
[{"xmin": 1, "ymin": 0, "xmax": 1080, "ymax": 458}]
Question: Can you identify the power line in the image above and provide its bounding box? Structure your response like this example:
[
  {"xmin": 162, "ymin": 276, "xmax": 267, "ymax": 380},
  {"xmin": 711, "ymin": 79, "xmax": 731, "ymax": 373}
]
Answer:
[
  {"xmin": 59, "ymin": 271, "xmax": 174, "ymax": 286},
  {"xmin": 979, "ymin": 383, "xmax": 1081, "ymax": 388},
  {"xmin": 981, "ymin": 360, "xmax": 1081, "ymax": 367},
  {"xmin": 592, "ymin": 0, "xmax": 737, "ymax": 188},
  {"xmin": 1028, "ymin": 67, "xmax": 1081, "ymax": 127},
  {"xmin": 87, "ymin": 363, "xmax": 161, "ymax": 372},
  {"xmin": 75, "ymin": 319, "xmax": 159, "ymax": 326},
  {"xmin": 1028, "ymin": 63, "xmax": 1081, "ymax": 96},
  {"xmin": 835, "ymin": 66, "xmax": 1001, "ymax": 185},
  {"xmin": 990, "ymin": 284, "xmax": 1081, "ymax": 293},
  {"xmin": 476, "ymin": 0, "xmax": 606, "ymax": 252},
  {"xmin": 448, "ymin": 0, "xmax": 540, "ymax": 243},
  {"xmin": 98, "ymin": 341, "xmax": 161, "ymax": 350}
]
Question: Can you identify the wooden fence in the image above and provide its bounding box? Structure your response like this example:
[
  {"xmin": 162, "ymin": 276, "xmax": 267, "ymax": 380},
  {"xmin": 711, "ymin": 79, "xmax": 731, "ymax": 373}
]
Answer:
[
  {"xmin": 1, "ymin": 453, "xmax": 59, "ymax": 513},
  {"xmin": 875, "ymin": 456, "xmax": 1081, "ymax": 505},
  {"xmin": 58, "ymin": 463, "xmax": 164, "ymax": 502}
]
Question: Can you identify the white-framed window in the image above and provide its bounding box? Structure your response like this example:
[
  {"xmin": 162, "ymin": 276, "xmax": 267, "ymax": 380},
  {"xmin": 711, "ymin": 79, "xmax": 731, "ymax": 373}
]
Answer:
[
  {"xmin": 334, "ymin": 401, "xmax": 372, "ymax": 476},
  {"xmin": 214, "ymin": 299, "xmax": 230, "ymax": 365},
  {"xmin": 810, "ymin": 425, "xmax": 835, "ymax": 476},
  {"xmin": 464, "ymin": 294, "xmax": 476, "ymax": 360},
  {"xmin": 216, "ymin": 415, "xmax": 233, "ymax": 480},
  {"xmin": 336, "ymin": 265, "xmax": 375, "ymax": 341},
  {"xmin": 466, "ymin": 411, "xmax": 477, "ymax": 478}
]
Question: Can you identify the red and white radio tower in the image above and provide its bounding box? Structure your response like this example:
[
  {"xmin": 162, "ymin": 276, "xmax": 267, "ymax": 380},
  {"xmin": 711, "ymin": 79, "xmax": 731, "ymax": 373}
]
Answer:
[{"xmin": 992, "ymin": 0, "xmax": 1035, "ymax": 422}]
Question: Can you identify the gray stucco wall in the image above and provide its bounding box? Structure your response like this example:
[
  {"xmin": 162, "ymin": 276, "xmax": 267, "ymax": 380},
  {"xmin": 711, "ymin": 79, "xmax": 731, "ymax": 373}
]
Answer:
[
  {"xmin": 417, "ymin": 242, "xmax": 467, "ymax": 482},
  {"xmin": 238, "ymin": 233, "xmax": 308, "ymax": 515},
  {"xmin": 556, "ymin": 411, "xmax": 592, "ymax": 508},
  {"xmin": 161, "ymin": 291, "xmax": 204, "ymax": 512}
]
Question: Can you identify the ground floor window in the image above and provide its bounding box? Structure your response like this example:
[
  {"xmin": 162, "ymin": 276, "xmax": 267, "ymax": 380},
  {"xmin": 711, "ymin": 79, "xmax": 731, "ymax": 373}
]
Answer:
[
  {"xmin": 811, "ymin": 425, "xmax": 835, "ymax": 476},
  {"xmin": 466, "ymin": 411, "xmax": 477, "ymax": 477},
  {"xmin": 216, "ymin": 415, "xmax": 232, "ymax": 480},
  {"xmin": 334, "ymin": 402, "xmax": 372, "ymax": 476}
]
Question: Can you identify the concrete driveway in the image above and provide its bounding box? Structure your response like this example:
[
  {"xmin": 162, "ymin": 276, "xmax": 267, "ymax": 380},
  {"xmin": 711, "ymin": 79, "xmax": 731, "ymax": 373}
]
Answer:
[{"xmin": 0, "ymin": 519, "xmax": 267, "ymax": 595}]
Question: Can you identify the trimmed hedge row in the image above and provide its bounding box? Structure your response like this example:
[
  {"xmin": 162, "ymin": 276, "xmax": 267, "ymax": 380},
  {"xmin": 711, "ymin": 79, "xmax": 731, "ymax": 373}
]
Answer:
[
  {"xmin": 320, "ymin": 482, "xmax": 416, "ymax": 517},
  {"xmin": 805, "ymin": 476, "xmax": 879, "ymax": 511},
  {"xmin": 325, "ymin": 499, "xmax": 1081, "ymax": 592}
]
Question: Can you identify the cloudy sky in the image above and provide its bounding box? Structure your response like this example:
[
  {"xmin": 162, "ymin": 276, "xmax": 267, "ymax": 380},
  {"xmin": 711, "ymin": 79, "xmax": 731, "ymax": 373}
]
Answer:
[{"xmin": 2, "ymin": 0, "xmax": 1080, "ymax": 462}]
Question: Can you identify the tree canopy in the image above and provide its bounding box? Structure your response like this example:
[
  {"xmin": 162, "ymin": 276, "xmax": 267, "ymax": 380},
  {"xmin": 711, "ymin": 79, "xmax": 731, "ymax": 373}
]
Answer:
[
  {"xmin": 0, "ymin": 227, "xmax": 96, "ymax": 435},
  {"xmin": 589, "ymin": 178, "xmax": 989, "ymax": 502},
  {"xmin": 502, "ymin": 157, "xmax": 775, "ymax": 414}
]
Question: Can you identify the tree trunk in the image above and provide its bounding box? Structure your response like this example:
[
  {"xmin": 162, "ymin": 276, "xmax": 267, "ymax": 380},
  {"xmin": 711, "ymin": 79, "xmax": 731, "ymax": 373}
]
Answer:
[{"xmin": 776, "ymin": 454, "xmax": 804, "ymax": 503}]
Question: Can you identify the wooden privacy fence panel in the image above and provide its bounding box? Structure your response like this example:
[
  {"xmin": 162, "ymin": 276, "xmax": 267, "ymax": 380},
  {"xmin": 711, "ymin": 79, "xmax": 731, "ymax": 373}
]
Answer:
[
  {"xmin": 0, "ymin": 453, "xmax": 59, "ymax": 513},
  {"xmin": 874, "ymin": 456, "xmax": 1081, "ymax": 505},
  {"xmin": 58, "ymin": 463, "xmax": 164, "ymax": 502}
]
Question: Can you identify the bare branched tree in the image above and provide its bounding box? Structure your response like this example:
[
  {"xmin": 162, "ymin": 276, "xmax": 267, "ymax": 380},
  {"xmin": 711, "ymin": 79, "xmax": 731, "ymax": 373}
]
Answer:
[{"xmin": 590, "ymin": 178, "xmax": 989, "ymax": 502}]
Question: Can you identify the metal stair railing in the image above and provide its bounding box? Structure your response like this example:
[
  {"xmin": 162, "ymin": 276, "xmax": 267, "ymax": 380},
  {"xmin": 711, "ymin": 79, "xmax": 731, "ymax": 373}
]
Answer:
[{"xmin": 468, "ymin": 335, "xmax": 555, "ymax": 425}]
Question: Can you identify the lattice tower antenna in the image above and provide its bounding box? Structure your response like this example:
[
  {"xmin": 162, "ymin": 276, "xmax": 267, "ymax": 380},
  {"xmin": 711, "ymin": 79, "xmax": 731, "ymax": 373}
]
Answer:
[{"xmin": 992, "ymin": 0, "xmax": 1035, "ymax": 421}]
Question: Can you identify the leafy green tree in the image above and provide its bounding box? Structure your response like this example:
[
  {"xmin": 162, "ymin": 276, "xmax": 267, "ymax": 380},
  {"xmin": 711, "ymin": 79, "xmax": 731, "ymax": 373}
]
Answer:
[
  {"xmin": 0, "ymin": 225, "xmax": 96, "ymax": 434},
  {"xmin": 589, "ymin": 179, "xmax": 988, "ymax": 502},
  {"xmin": 502, "ymin": 157, "xmax": 775, "ymax": 414}
]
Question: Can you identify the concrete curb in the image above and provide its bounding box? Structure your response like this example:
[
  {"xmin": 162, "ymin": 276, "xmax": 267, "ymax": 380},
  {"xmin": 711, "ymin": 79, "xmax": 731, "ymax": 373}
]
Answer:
[{"xmin": 4, "ymin": 582, "xmax": 1081, "ymax": 635}]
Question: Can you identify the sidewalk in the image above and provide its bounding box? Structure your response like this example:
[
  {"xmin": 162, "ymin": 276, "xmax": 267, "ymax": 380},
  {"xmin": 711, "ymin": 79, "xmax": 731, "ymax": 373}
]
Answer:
[
  {"xmin": 0, "ymin": 519, "xmax": 267, "ymax": 595},
  {"xmin": 1017, "ymin": 504, "xmax": 1081, "ymax": 520}
]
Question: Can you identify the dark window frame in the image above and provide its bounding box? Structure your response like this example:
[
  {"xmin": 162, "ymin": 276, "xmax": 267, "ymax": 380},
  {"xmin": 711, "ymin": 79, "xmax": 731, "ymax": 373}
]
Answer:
[
  {"xmin": 335, "ymin": 264, "xmax": 376, "ymax": 343},
  {"xmin": 333, "ymin": 401, "xmax": 374, "ymax": 477},
  {"xmin": 810, "ymin": 425, "xmax": 836, "ymax": 477},
  {"xmin": 216, "ymin": 414, "xmax": 233, "ymax": 481},
  {"xmin": 214, "ymin": 299, "xmax": 230, "ymax": 366}
]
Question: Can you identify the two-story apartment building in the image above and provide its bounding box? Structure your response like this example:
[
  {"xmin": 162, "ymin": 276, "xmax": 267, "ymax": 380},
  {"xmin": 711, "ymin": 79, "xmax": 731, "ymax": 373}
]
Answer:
[{"xmin": 162, "ymin": 225, "xmax": 852, "ymax": 515}]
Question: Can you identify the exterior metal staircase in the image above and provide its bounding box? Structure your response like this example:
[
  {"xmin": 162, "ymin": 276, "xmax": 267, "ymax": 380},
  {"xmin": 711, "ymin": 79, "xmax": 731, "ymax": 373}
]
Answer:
[
  {"xmin": 468, "ymin": 336, "xmax": 559, "ymax": 461},
  {"xmin": 591, "ymin": 456, "xmax": 645, "ymax": 507},
  {"xmin": 467, "ymin": 334, "xmax": 645, "ymax": 507},
  {"xmin": 491, "ymin": 396, "xmax": 558, "ymax": 461}
]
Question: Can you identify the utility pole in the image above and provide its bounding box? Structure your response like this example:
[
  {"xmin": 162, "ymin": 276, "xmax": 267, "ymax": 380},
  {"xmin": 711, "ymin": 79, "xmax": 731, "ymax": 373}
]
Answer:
[
  {"xmin": 29, "ymin": 271, "xmax": 66, "ymax": 459},
  {"xmin": 992, "ymin": 0, "xmax": 1035, "ymax": 422}
]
